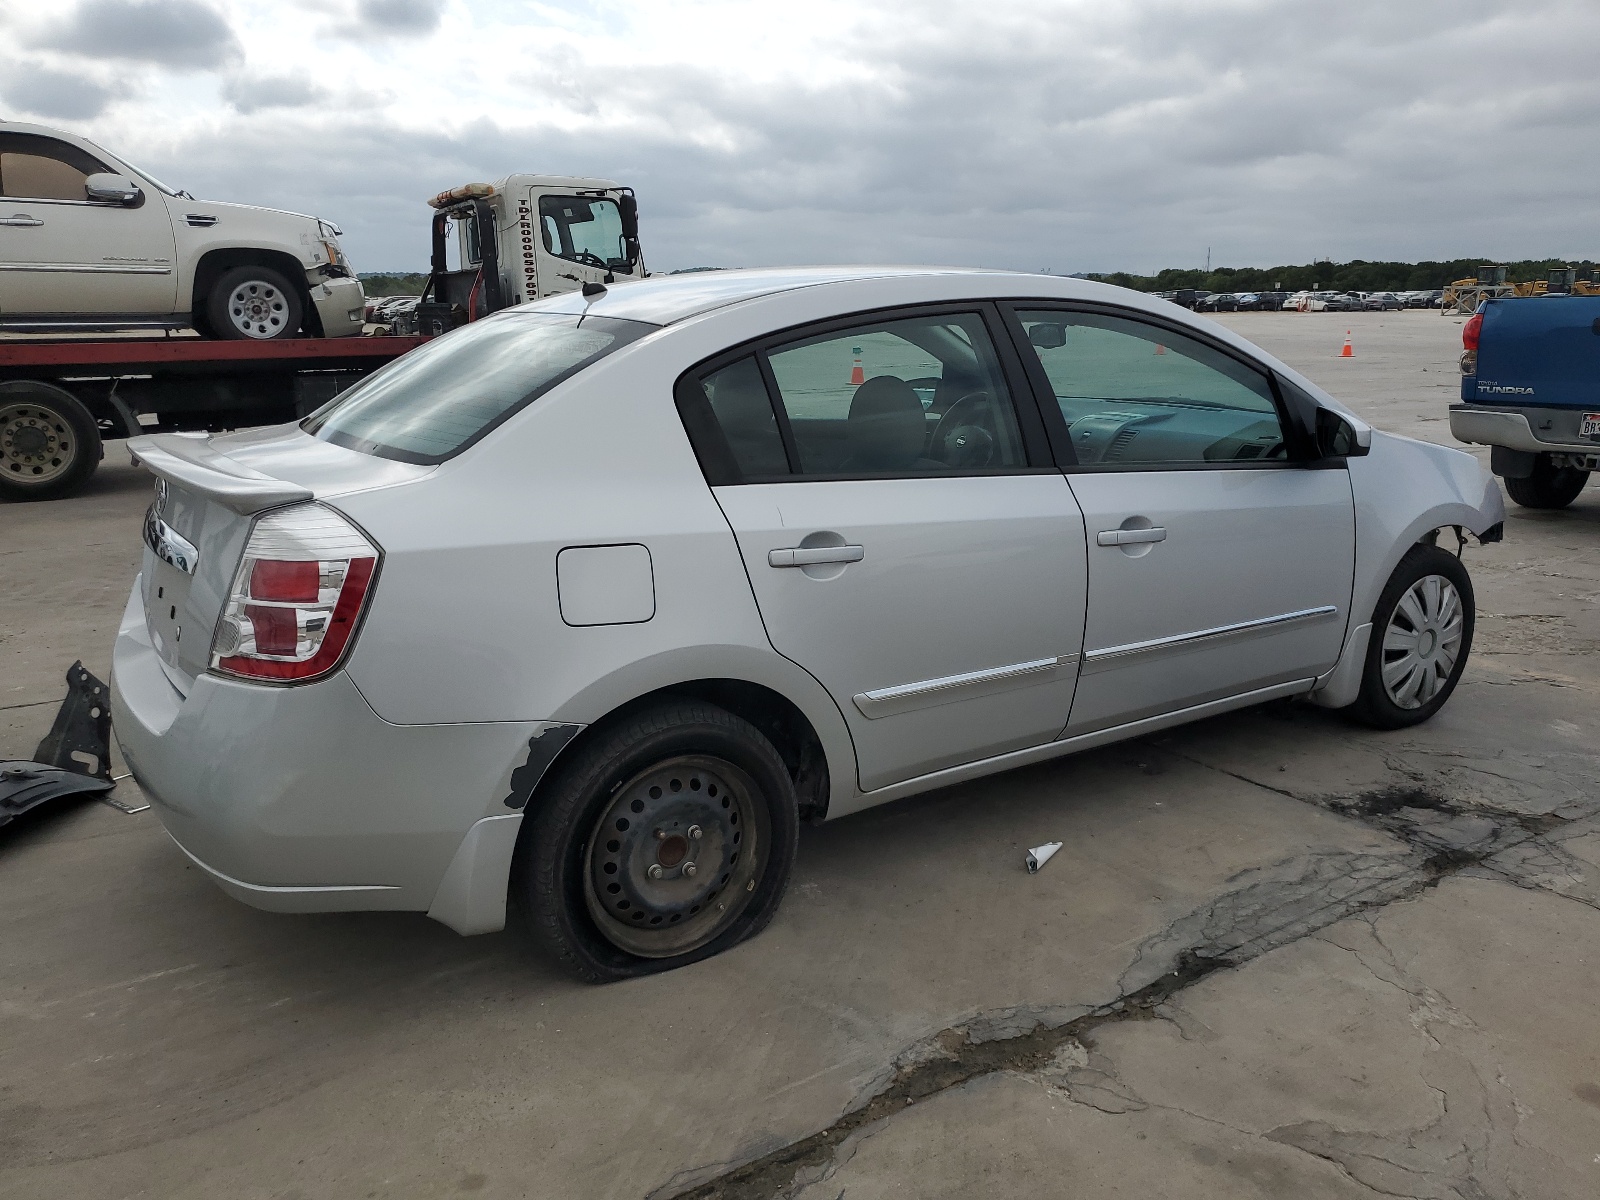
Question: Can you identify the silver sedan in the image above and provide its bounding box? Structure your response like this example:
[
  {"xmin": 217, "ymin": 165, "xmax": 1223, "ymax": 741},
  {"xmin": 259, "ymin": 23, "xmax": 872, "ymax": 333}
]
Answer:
[{"xmin": 112, "ymin": 268, "xmax": 1505, "ymax": 980}]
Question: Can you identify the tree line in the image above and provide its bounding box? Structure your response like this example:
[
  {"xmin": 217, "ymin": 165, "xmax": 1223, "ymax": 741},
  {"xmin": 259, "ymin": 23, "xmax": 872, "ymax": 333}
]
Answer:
[
  {"xmin": 358, "ymin": 272, "xmax": 430, "ymax": 296},
  {"xmin": 1081, "ymin": 258, "xmax": 1598, "ymax": 294}
]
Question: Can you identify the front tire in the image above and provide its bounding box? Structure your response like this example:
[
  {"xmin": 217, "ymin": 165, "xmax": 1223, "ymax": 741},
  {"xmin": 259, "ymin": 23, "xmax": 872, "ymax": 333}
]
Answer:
[
  {"xmin": 514, "ymin": 700, "xmax": 800, "ymax": 983},
  {"xmin": 1348, "ymin": 544, "xmax": 1474, "ymax": 729},
  {"xmin": 1503, "ymin": 455, "xmax": 1589, "ymax": 510},
  {"xmin": 205, "ymin": 265, "xmax": 304, "ymax": 340},
  {"xmin": 0, "ymin": 381, "xmax": 101, "ymax": 501}
]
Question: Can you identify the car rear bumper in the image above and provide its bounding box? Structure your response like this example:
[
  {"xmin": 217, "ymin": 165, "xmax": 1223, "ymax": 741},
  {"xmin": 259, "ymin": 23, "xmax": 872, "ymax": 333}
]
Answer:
[
  {"xmin": 109, "ymin": 581, "xmax": 543, "ymax": 932},
  {"xmin": 1449, "ymin": 405, "xmax": 1600, "ymax": 465},
  {"xmin": 309, "ymin": 275, "xmax": 365, "ymax": 338}
]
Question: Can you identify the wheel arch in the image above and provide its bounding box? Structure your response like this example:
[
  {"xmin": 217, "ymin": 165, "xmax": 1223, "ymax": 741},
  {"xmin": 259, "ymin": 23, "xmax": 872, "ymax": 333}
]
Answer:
[
  {"xmin": 523, "ymin": 670, "xmax": 852, "ymax": 828},
  {"xmin": 191, "ymin": 248, "xmax": 321, "ymax": 336}
]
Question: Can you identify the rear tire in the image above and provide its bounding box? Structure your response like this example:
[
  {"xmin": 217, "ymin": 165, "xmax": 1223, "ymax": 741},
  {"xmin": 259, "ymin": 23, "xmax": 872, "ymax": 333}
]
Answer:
[
  {"xmin": 1348, "ymin": 544, "xmax": 1474, "ymax": 730},
  {"xmin": 206, "ymin": 265, "xmax": 304, "ymax": 340},
  {"xmin": 513, "ymin": 700, "xmax": 799, "ymax": 983},
  {"xmin": 0, "ymin": 381, "xmax": 101, "ymax": 501},
  {"xmin": 1503, "ymin": 455, "xmax": 1589, "ymax": 509}
]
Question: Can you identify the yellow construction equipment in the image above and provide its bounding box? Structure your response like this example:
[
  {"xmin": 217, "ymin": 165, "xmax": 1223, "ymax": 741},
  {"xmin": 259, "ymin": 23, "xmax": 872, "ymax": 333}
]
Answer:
[
  {"xmin": 1441, "ymin": 265, "xmax": 1514, "ymax": 314},
  {"xmin": 1442, "ymin": 264, "xmax": 1600, "ymax": 313}
]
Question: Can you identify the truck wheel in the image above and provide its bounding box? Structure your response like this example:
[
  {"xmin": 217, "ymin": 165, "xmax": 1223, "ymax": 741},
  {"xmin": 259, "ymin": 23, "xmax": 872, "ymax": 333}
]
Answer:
[
  {"xmin": 1348, "ymin": 544, "xmax": 1474, "ymax": 730},
  {"xmin": 0, "ymin": 381, "xmax": 102, "ymax": 502},
  {"xmin": 514, "ymin": 699, "xmax": 799, "ymax": 983},
  {"xmin": 1503, "ymin": 455, "xmax": 1590, "ymax": 510},
  {"xmin": 206, "ymin": 265, "xmax": 304, "ymax": 340}
]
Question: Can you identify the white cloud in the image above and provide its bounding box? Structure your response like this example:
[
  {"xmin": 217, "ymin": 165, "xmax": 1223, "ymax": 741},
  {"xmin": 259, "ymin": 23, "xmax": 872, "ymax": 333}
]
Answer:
[
  {"xmin": 221, "ymin": 72, "xmax": 329, "ymax": 114},
  {"xmin": 1, "ymin": 60, "xmax": 116, "ymax": 120},
  {"xmin": 32, "ymin": 0, "xmax": 240, "ymax": 70},
  {"xmin": 6, "ymin": 0, "xmax": 1599, "ymax": 274}
]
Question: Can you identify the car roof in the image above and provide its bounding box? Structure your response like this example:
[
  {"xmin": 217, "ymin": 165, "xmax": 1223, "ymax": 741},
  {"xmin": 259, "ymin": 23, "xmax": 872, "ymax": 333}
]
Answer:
[{"xmin": 520, "ymin": 266, "xmax": 1010, "ymax": 325}]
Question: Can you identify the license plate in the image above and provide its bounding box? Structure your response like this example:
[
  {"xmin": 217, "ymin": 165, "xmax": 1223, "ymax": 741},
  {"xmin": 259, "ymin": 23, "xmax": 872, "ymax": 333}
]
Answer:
[{"xmin": 1583, "ymin": 413, "xmax": 1600, "ymax": 439}]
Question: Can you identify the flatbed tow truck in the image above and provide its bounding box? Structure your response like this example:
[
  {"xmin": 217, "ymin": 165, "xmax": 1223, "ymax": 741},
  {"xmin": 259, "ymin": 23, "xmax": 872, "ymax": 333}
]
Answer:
[
  {"xmin": 0, "ymin": 332, "xmax": 429, "ymax": 500},
  {"xmin": 2, "ymin": 170, "xmax": 643, "ymax": 501}
]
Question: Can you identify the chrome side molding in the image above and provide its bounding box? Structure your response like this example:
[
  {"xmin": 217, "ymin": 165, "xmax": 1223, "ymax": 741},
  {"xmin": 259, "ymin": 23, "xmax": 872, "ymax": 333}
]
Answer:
[
  {"xmin": 1084, "ymin": 605, "xmax": 1339, "ymax": 667},
  {"xmin": 854, "ymin": 654, "xmax": 1073, "ymax": 719}
]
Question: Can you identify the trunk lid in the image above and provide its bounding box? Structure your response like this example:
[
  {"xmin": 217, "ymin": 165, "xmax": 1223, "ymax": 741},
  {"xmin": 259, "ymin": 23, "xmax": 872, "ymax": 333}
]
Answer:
[{"xmin": 130, "ymin": 425, "xmax": 430, "ymax": 691}]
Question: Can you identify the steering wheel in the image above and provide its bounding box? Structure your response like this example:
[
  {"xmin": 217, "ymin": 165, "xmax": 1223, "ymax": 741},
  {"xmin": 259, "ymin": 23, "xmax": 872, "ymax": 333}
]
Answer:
[
  {"xmin": 572, "ymin": 250, "xmax": 609, "ymax": 270},
  {"xmin": 931, "ymin": 391, "xmax": 1000, "ymax": 468}
]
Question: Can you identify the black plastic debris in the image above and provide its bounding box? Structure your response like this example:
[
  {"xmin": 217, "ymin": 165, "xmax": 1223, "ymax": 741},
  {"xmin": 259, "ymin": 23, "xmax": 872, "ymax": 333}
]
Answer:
[
  {"xmin": 0, "ymin": 762, "xmax": 115, "ymax": 829},
  {"xmin": 32, "ymin": 660, "xmax": 113, "ymax": 781}
]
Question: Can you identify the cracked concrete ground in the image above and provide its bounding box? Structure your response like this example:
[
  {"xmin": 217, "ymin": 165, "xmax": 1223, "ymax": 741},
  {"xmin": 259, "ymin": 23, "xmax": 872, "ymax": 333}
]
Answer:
[{"xmin": 2, "ymin": 311, "xmax": 1597, "ymax": 1199}]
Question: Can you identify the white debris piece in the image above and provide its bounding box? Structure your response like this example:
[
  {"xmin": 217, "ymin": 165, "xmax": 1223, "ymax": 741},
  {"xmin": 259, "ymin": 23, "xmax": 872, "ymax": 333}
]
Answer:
[{"xmin": 1026, "ymin": 841, "xmax": 1063, "ymax": 874}]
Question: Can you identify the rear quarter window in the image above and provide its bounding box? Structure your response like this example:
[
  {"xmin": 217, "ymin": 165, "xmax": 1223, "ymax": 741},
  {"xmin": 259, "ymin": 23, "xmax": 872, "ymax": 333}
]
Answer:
[{"xmin": 303, "ymin": 313, "xmax": 652, "ymax": 464}]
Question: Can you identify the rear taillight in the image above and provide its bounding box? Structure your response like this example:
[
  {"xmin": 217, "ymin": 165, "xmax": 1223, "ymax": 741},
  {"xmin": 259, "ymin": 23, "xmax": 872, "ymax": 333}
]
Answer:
[
  {"xmin": 1462, "ymin": 313, "xmax": 1482, "ymax": 350},
  {"xmin": 210, "ymin": 504, "xmax": 380, "ymax": 683}
]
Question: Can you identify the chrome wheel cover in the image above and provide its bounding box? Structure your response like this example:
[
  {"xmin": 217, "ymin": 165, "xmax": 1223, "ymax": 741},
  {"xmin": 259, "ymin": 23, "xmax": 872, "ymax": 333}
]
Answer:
[
  {"xmin": 0, "ymin": 401, "xmax": 75, "ymax": 485},
  {"xmin": 583, "ymin": 754, "xmax": 764, "ymax": 958},
  {"xmin": 227, "ymin": 279, "xmax": 290, "ymax": 338},
  {"xmin": 1380, "ymin": 574, "xmax": 1464, "ymax": 709}
]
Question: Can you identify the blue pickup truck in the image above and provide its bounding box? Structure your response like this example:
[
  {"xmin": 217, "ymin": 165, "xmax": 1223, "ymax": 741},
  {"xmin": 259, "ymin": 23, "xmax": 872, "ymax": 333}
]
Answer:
[{"xmin": 1451, "ymin": 296, "xmax": 1600, "ymax": 509}]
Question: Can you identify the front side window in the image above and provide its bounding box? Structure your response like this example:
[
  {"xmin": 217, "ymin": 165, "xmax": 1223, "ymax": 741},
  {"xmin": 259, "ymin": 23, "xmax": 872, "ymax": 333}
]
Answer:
[
  {"xmin": 762, "ymin": 312, "xmax": 1027, "ymax": 475},
  {"xmin": 1016, "ymin": 310, "xmax": 1285, "ymax": 466},
  {"xmin": 302, "ymin": 312, "xmax": 652, "ymax": 463},
  {"xmin": 538, "ymin": 196, "xmax": 632, "ymax": 272},
  {"xmin": 0, "ymin": 133, "xmax": 108, "ymax": 201}
]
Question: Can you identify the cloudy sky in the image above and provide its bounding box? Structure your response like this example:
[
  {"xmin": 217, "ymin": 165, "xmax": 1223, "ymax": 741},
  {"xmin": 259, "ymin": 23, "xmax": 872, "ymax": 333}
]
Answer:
[{"xmin": 2, "ymin": 0, "xmax": 1597, "ymax": 274}]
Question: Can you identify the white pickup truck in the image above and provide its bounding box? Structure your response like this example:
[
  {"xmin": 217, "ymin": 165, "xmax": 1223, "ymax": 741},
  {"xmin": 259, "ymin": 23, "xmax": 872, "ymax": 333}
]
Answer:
[{"xmin": 0, "ymin": 121, "xmax": 363, "ymax": 340}]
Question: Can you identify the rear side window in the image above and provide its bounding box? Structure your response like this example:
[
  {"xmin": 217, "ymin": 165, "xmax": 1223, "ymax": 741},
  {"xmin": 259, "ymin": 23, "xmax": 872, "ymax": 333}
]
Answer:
[
  {"xmin": 303, "ymin": 313, "xmax": 652, "ymax": 463},
  {"xmin": 699, "ymin": 357, "xmax": 788, "ymax": 476}
]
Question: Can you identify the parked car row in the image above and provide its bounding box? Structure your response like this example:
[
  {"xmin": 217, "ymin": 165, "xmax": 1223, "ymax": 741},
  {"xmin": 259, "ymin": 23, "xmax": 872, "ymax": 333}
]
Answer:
[
  {"xmin": 1155, "ymin": 288, "xmax": 1445, "ymax": 313},
  {"xmin": 363, "ymin": 294, "xmax": 421, "ymax": 327}
]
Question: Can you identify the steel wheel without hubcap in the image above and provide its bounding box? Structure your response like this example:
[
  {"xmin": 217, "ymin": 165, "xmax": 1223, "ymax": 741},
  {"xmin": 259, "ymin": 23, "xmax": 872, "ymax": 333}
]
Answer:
[
  {"xmin": 0, "ymin": 401, "xmax": 74, "ymax": 486},
  {"xmin": 227, "ymin": 279, "xmax": 290, "ymax": 338},
  {"xmin": 583, "ymin": 754, "xmax": 764, "ymax": 957},
  {"xmin": 1380, "ymin": 574, "xmax": 1464, "ymax": 709}
]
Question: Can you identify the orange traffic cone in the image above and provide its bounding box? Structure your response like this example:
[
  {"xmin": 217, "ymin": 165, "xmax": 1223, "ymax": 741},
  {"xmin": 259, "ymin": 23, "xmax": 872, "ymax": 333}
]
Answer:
[
  {"xmin": 1154, "ymin": 343, "xmax": 1166, "ymax": 355},
  {"xmin": 1340, "ymin": 331, "xmax": 1354, "ymax": 358},
  {"xmin": 850, "ymin": 347, "xmax": 865, "ymax": 385}
]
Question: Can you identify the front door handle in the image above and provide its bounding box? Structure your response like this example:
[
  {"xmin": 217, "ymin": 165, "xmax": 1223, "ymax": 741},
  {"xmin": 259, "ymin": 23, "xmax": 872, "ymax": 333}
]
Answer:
[
  {"xmin": 768, "ymin": 545, "xmax": 865, "ymax": 568},
  {"xmin": 1097, "ymin": 527, "xmax": 1167, "ymax": 546},
  {"xmin": 1, "ymin": 214, "xmax": 44, "ymax": 227}
]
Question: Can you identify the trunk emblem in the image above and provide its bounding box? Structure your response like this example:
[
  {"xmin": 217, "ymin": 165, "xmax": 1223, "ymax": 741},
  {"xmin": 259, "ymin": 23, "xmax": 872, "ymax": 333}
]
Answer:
[{"xmin": 143, "ymin": 482, "xmax": 199, "ymax": 575}]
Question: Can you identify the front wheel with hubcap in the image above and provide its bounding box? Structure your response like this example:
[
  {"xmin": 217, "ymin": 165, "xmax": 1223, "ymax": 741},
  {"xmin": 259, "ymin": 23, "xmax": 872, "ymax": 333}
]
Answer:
[
  {"xmin": 1348, "ymin": 544, "xmax": 1474, "ymax": 729},
  {"xmin": 515, "ymin": 700, "xmax": 800, "ymax": 982},
  {"xmin": 205, "ymin": 265, "xmax": 304, "ymax": 340},
  {"xmin": 0, "ymin": 381, "xmax": 101, "ymax": 501}
]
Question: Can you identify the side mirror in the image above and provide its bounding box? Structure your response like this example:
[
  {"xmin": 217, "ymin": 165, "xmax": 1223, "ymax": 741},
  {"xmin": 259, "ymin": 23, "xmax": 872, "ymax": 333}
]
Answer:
[
  {"xmin": 85, "ymin": 173, "xmax": 142, "ymax": 206},
  {"xmin": 617, "ymin": 191, "xmax": 640, "ymax": 270},
  {"xmin": 1028, "ymin": 322, "xmax": 1067, "ymax": 349},
  {"xmin": 1315, "ymin": 406, "xmax": 1370, "ymax": 457}
]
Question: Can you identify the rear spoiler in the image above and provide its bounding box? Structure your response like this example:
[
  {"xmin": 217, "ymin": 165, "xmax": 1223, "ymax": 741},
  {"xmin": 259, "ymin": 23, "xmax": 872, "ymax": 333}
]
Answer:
[{"xmin": 128, "ymin": 434, "xmax": 313, "ymax": 515}]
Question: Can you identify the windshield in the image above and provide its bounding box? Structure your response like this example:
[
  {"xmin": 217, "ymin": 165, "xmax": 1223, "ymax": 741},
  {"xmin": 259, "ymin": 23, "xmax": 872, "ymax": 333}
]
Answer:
[{"xmin": 302, "ymin": 313, "xmax": 653, "ymax": 463}]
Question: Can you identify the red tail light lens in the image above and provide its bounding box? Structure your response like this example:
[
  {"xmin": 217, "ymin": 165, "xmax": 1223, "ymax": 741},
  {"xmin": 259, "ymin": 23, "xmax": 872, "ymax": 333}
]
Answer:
[
  {"xmin": 210, "ymin": 505, "xmax": 381, "ymax": 683},
  {"xmin": 250, "ymin": 559, "xmax": 321, "ymax": 602},
  {"xmin": 1462, "ymin": 313, "xmax": 1482, "ymax": 351}
]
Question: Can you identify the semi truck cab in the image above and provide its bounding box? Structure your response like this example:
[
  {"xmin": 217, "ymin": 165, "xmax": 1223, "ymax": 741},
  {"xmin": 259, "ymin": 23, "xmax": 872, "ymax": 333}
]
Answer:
[{"xmin": 416, "ymin": 174, "xmax": 644, "ymax": 333}]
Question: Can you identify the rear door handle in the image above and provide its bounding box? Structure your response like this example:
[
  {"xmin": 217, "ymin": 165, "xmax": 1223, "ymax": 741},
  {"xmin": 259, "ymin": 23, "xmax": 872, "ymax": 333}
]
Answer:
[
  {"xmin": 768, "ymin": 545, "xmax": 865, "ymax": 568},
  {"xmin": 1, "ymin": 214, "xmax": 43, "ymax": 227},
  {"xmin": 1097, "ymin": 527, "xmax": 1167, "ymax": 546}
]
